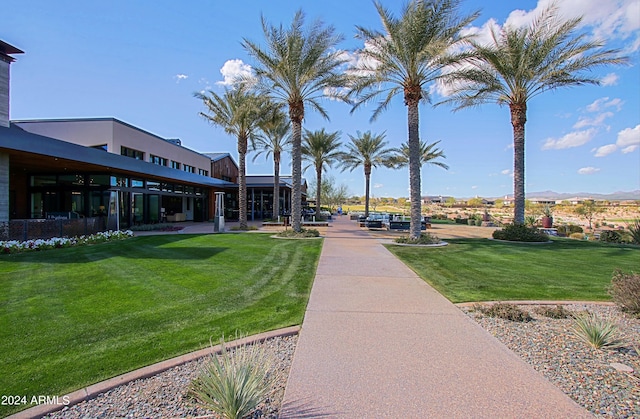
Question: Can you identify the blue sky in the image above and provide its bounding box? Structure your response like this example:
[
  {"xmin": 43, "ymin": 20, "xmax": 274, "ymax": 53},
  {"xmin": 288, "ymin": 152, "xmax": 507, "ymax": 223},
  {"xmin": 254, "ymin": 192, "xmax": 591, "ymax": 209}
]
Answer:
[{"xmin": 4, "ymin": 0, "xmax": 639, "ymax": 199}]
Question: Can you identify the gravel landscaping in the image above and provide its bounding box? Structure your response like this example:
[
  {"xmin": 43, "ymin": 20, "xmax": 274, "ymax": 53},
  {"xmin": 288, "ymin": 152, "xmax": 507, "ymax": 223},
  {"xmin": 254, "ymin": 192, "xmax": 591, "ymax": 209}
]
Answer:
[
  {"xmin": 41, "ymin": 304, "xmax": 639, "ymax": 418},
  {"xmin": 43, "ymin": 335, "xmax": 297, "ymax": 419},
  {"xmin": 461, "ymin": 303, "xmax": 640, "ymax": 418}
]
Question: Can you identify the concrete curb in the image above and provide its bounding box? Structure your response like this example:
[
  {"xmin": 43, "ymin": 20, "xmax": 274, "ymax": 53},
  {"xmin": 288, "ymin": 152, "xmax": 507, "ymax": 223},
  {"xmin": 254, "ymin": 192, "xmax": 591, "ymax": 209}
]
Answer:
[
  {"xmin": 455, "ymin": 300, "xmax": 615, "ymax": 307},
  {"xmin": 7, "ymin": 326, "xmax": 300, "ymax": 419}
]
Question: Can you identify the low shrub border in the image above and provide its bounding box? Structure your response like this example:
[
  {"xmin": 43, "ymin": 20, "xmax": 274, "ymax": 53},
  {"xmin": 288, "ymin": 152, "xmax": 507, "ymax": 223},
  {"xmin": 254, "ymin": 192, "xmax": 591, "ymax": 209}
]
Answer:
[{"xmin": 0, "ymin": 230, "xmax": 134, "ymax": 254}]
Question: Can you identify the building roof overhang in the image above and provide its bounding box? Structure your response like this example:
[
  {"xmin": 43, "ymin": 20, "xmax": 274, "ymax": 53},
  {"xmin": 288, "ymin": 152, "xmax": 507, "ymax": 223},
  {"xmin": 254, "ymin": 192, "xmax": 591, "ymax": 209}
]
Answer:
[{"xmin": 0, "ymin": 124, "xmax": 236, "ymax": 189}]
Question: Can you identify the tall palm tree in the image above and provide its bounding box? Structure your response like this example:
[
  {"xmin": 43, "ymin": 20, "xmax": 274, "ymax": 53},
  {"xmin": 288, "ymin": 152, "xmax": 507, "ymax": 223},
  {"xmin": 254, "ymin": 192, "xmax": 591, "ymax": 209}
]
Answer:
[
  {"xmin": 253, "ymin": 108, "xmax": 291, "ymax": 220},
  {"xmin": 349, "ymin": 0, "xmax": 478, "ymax": 239},
  {"xmin": 340, "ymin": 131, "xmax": 395, "ymax": 217},
  {"xmin": 195, "ymin": 86, "xmax": 270, "ymax": 230},
  {"xmin": 242, "ymin": 10, "xmax": 348, "ymax": 232},
  {"xmin": 301, "ymin": 128, "xmax": 342, "ymax": 215},
  {"xmin": 441, "ymin": 4, "xmax": 627, "ymax": 224},
  {"xmin": 388, "ymin": 139, "xmax": 450, "ymax": 171}
]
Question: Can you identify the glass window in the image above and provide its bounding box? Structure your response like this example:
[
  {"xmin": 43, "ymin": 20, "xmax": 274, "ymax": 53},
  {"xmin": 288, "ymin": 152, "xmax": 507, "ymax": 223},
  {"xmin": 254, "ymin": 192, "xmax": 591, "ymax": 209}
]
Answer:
[
  {"xmin": 150, "ymin": 155, "xmax": 167, "ymax": 166},
  {"xmin": 131, "ymin": 179, "xmax": 144, "ymax": 188},
  {"xmin": 121, "ymin": 146, "xmax": 144, "ymax": 160},
  {"xmin": 89, "ymin": 175, "xmax": 110, "ymax": 186},
  {"xmin": 110, "ymin": 176, "xmax": 129, "ymax": 187},
  {"xmin": 147, "ymin": 181, "xmax": 160, "ymax": 191},
  {"xmin": 171, "ymin": 161, "xmax": 181, "ymax": 170},
  {"xmin": 31, "ymin": 175, "xmax": 57, "ymax": 187},
  {"xmin": 59, "ymin": 174, "xmax": 85, "ymax": 186}
]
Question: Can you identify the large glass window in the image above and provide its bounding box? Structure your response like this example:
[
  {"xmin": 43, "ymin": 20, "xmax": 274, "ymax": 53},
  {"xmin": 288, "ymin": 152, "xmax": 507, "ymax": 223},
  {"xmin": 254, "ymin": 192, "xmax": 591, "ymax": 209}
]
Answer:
[
  {"xmin": 183, "ymin": 164, "xmax": 195, "ymax": 173},
  {"xmin": 31, "ymin": 175, "xmax": 57, "ymax": 187},
  {"xmin": 111, "ymin": 176, "xmax": 129, "ymax": 187},
  {"xmin": 171, "ymin": 161, "xmax": 181, "ymax": 170}
]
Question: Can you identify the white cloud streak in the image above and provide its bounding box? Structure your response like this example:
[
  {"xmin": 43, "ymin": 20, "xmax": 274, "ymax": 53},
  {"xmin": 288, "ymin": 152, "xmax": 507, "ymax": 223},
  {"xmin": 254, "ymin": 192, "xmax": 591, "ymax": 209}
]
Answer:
[
  {"xmin": 578, "ymin": 166, "xmax": 601, "ymax": 175},
  {"xmin": 542, "ymin": 128, "xmax": 597, "ymax": 150},
  {"xmin": 217, "ymin": 59, "xmax": 253, "ymax": 86}
]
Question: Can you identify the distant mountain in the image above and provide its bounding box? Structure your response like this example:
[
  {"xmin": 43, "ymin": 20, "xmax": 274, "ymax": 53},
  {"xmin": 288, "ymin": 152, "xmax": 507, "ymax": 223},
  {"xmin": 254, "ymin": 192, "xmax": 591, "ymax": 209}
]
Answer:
[{"xmin": 497, "ymin": 190, "xmax": 640, "ymax": 201}]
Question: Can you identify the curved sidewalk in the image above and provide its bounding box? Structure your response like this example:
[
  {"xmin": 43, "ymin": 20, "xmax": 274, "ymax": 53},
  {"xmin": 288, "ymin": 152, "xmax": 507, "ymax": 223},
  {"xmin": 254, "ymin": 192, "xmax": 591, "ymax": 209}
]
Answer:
[{"xmin": 280, "ymin": 216, "xmax": 590, "ymax": 418}]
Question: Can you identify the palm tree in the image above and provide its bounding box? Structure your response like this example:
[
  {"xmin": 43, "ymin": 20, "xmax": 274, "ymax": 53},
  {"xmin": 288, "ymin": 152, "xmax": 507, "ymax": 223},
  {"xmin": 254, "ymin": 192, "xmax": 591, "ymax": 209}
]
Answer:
[
  {"xmin": 441, "ymin": 4, "xmax": 627, "ymax": 224},
  {"xmin": 349, "ymin": 0, "xmax": 478, "ymax": 239},
  {"xmin": 301, "ymin": 128, "xmax": 342, "ymax": 216},
  {"xmin": 195, "ymin": 86, "xmax": 270, "ymax": 230},
  {"xmin": 242, "ymin": 10, "xmax": 348, "ymax": 232},
  {"xmin": 388, "ymin": 139, "xmax": 450, "ymax": 171},
  {"xmin": 340, "ymin": 131, "xmax": 395, "ymax": 217},
  {"xmin": 253, "ymin": 108, "xmax": 291, "ymax": 220}
]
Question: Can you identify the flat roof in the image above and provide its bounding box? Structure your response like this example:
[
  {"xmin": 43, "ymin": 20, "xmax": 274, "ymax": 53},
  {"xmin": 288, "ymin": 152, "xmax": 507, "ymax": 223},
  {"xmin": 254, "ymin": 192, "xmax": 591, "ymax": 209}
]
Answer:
[
  {"xmin": 0, "ymin": 40, "xmax": 24, "ymax": 56},
  {"xmin": 0, "ymin": 124, "xmax": 235, "ymax": 188}
]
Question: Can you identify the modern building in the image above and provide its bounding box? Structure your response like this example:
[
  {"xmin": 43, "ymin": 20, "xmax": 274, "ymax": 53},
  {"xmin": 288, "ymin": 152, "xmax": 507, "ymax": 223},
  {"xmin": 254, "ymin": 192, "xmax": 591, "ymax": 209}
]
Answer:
[{"xmin": 0, "ymin": 39, "xmax": 306, "ymax": 239}]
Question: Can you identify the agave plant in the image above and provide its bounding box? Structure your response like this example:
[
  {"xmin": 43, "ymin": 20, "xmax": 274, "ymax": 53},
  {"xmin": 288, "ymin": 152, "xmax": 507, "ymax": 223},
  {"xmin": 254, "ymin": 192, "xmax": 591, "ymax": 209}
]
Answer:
[
  {"xmin": 189, "ymin": 338, "xmax": 278, "ymax": 419},
  {"xmin": 572, "ymin": 312, "xmax": 624, "ymax": 350},
  {"xmin": 627, "ymin": 218, "xmax": 640, "ymax": 245}
]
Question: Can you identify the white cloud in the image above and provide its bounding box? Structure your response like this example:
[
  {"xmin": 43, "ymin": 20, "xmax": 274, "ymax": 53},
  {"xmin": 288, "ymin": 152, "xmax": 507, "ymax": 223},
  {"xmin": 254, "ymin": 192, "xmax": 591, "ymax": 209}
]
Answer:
[
  {"xmin": 499, "ymin": 0, "xmax": 640, "ymax": 52},
  {"xmin": 573, "ymin": 111, "xmax": 614, "ymax": 129},
  {"xmin": 174, "ymin": 74, "xmax": 188, "ymax": 83},
  {"xmin": 217, "ymin": 59, "xmax": 253, "ymax": 86},
  {"xmin": 591, "ymin": 125, "xmax": 640, "ymax": 156},
  {"xmin": 585, "ymin": 97, "xmax": 623, "ymax": 112},
  {"xmin": 594, "ymin": 144, "xmax": 618, "ymax": 157},
  {"xmin": 374, "ymin": 183, "xmax": 384, "ymax": 189},
  {"xmin": 578, "ymin": 166, "xmax": 601, "ymax": 175},
  {"xmin": 617, "ymin": 124, "xmax": 640, "ymax": 148},
  {"xmin": 542, "ymin": 128, "xmax": 597, "ymax": 150},
  {"xmin": 501, "ymin": 169, "xmax": 511, "ymax": 175},
  {"xmin": 601, "ymin": 73, "xmax": 619, "ymax": 86}
]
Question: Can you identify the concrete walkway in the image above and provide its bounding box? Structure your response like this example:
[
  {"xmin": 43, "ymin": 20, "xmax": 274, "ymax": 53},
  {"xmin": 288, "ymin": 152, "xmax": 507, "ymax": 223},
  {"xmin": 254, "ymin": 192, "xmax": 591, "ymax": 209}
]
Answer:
[{"xmin": 280, "ymin": 216, "xmax": 591, "ymax": 418}]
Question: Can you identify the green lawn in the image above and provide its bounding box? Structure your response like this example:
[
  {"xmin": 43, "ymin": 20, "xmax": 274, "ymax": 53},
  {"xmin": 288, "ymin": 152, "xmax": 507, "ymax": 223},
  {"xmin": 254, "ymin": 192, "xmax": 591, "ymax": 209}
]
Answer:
[
  {"xmin": 0, "ymin": 234, "xmax": 322, "ymax": 417},
  {"xmin": 387, "ymin": 238, "xmax": 640, "ymax": 303}
]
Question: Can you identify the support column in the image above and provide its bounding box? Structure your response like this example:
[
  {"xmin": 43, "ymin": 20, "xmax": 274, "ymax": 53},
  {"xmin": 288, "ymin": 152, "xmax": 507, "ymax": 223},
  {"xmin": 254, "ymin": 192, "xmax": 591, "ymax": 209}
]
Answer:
[{"xmin": 0, "ymin": 152, "xmax": 9, "ymax": 222}]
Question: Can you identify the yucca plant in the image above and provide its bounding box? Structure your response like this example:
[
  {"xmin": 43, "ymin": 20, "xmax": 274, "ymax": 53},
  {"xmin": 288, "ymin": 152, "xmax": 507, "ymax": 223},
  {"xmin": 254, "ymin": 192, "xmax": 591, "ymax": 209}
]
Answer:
[
  {"xmin": 627, "ymin": 219, "xmax": 640, "ymax": 245},
  {"xmin": 572, "ymin": 312, "xmax": 624, "ymax": 350},
  {"xmin": 189, "ymin": 338, "xmax": 278, "ymax": 419}
]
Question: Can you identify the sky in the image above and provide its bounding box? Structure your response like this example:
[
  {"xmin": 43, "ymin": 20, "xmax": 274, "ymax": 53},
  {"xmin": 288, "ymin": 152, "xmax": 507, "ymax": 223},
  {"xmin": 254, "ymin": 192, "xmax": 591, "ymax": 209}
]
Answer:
[{"xmin": 3, "ymin": 0, "xmax": 639, "ymax": 199}]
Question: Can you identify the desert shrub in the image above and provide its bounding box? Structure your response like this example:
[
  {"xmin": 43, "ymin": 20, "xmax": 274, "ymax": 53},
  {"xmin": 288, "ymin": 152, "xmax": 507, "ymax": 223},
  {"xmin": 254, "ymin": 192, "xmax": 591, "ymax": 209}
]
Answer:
[
  {"xmin": 477, "ymin": 303, "xmax": 532, "ymax": 322},
  {"xmin": 609, "ymin": 269, "xmax": 640, "ymax": 316},
  {"xmin": 572, "ymin": 312, "xmax": 624, "ymax": 350},
  {"xmin": 492, "ymin": 224, "xmax": 549, "ymax": 242},
  {"xmin": 569, "ymin": 232, "xmax": 585, "ymax": 240},
  {"xmin": 559, "ymin": 224, "xmax": 583, "ymax": 236},
  {"xmin": 455, "ymin": 218, "xmax": 468, "ymax": 224},
  {"xmin": 229, "ymin": 225, "xmax": 259, "ymax": 231},
  {"xmin": 533, "ymin": 305, "xmax": 571, "ymax": 319},
  {"xmin": 395, "ymin": 233, "xmax": 441, "ymax": 245},
  {"xmin": 277, "ymin": 228, "xmax": 320, "ymax": 238},
  {"xmin": 475, "ymin": 219, "xmax": 483, "ymax": 226},
  {"xmin": 599, "ymin": 230, "xmax": 622, "ymax": 243},
  {"xmin": 189, "ymin": 339, "xmax": 278, "ymax": 419},
  {"xmin": 627, "ymin": 219, "xmax": 640, "ymax": 245}
]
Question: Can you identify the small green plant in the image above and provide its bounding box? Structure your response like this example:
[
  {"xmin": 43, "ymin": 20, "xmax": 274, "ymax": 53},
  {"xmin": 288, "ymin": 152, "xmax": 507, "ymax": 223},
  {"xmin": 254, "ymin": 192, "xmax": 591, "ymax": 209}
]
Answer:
[
  {"xmin": 626, "ymin": 219, "xmax": 640, "ymax": 245},
  {"xmin": 599, "ymin": 230, "xmax": 622, "ymax": 243},
  {"xmin": 533, "ymin": 305, "xmax": 570, "ymax": 319},
  {"xmin": 395, "ymin": 233, "xmax": 441, "ymax": 245},
  {"xmin": 609, "ymin": 269, "xmax": 640, "ymax": 316},
  {"xmin": 277, "ymin": 228, "xmax": 320, "ymax": 238},
  {"xmin": 492, "ymin": 224, "xmax": 549, "ymax": 242},
  {"xmin": 189, "ymin": 338, "xmax": 278, "ymax": 419},
  {"xmin": 524, "ymin": 215, "xmax": 537, "ymax": 227},
  {"xmin": 572, "ymin": 312, "xmax": 624, "ymax": 350},
  {"xmin": 477, "ymin": 303, "xmax": 532, "ymax": 322}
]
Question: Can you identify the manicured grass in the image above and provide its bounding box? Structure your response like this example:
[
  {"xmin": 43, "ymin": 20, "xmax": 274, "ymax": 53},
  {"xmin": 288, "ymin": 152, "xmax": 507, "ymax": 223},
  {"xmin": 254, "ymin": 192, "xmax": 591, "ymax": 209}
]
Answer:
[
  {"xmin": 387, "ymin": 238, "xmax": 639, "ymax": 303},
  {"xmin": 0, "ymin": 234, "xmax": 321, "ymax": 417}
]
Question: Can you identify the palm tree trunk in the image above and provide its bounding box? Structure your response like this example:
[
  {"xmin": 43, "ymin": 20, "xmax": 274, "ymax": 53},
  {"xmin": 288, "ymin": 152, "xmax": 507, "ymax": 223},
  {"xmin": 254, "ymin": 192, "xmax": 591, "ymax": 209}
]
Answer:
[
  {"xmin": 407, "ymin": 100, "xmax": 422, "ymax": 240},
  {"xmin": 364, "ymin": 164, "xmax": 371, "ymax": 218},
  {"xmin": 510, "ymin": 102, "xmax": 527, "ymax": 225},
  {"xmin": 290, "ymin": 115, "xmax": 303, "ymax": 232},
  {"xmin": 238, "ymin": 136, "xmax": 248, "ymax": 229},
  {"xmin": 316, "ymin": 167, "xmax": 322, "ymax": 216},
  {"xmin": 273, "ymin": 152, "xmax": 280, "ymax": 220}
]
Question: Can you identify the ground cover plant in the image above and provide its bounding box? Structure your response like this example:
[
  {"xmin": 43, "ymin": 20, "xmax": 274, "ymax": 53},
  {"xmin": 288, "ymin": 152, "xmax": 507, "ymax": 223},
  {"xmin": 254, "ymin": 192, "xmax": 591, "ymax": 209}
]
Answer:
[
  {"xmin": 386, "ymin": 238, "xmax": 639, "ymax": 303},
  {"xmin": 0, "ymin": 233, "xmax": 321, "ymax": 417}
]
